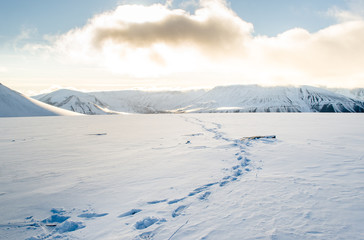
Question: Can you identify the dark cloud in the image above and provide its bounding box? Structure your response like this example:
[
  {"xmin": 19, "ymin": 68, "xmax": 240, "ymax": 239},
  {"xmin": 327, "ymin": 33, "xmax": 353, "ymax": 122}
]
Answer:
[{"xmin": 92, "ymin": 8, "xmax": 252, "ymax": 56}]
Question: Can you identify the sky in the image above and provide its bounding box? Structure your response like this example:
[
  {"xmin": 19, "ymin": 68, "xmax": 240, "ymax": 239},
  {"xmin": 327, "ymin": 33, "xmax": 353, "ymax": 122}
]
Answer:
[{"xmin": 1, "ymin": 0, "xmax": 364, "ymax": 94}]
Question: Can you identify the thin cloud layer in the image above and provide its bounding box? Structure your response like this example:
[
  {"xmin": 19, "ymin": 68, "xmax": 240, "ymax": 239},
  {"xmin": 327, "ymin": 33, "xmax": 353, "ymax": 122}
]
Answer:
[{"xmin": 47, "ymin": 0, "xmax": 364, "ymax": 88}]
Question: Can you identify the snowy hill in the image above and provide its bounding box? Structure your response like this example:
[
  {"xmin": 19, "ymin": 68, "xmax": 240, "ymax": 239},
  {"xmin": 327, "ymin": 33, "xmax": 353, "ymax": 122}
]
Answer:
[
  {"xmin": 34, "ymin": 85, "xmax": 364, "ymax": 114},
  {"xmin": 330, "ymin": 88, "xmax": 364, "ymax": 101},
  {"xmin": 0, "ymin": 83, "xmax": 80, "ymax": 117},
  {"xmin": 36, "ymin": 89, "xmax": 120, "ymax": 115}
]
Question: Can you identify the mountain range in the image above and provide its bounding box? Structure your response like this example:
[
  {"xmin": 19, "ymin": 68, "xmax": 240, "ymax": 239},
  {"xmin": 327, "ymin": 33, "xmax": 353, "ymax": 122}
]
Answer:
[{"xmin": 33, "ymin": 85, "xmax": 364, "ymax": 114}]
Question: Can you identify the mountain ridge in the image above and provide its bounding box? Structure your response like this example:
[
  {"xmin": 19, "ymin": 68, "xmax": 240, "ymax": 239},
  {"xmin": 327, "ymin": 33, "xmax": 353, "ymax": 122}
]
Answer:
[
  {"xmin": 0, "ymin": 83, "xmax": 81, "ymax": 117},
  {"xmin": 33, "ymin": 85, "xmax": 364, "ymax": 114}
]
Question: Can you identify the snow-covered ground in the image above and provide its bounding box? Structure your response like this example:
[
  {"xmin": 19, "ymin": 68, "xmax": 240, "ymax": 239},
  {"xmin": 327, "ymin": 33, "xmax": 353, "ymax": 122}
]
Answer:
[{"xmin": 0, "ymin": 114, "xmax": 363, "ymax": 240}]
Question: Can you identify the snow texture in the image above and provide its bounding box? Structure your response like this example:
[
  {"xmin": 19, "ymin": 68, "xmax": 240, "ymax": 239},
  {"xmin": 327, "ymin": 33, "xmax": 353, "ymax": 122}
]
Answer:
[
  {"xmin": 0, "ymin": 114, "xmax": 363, "ymax": 240},
  {"xmin": 33, "ymin": 85, "xmax": 364, "ymax": 114}
]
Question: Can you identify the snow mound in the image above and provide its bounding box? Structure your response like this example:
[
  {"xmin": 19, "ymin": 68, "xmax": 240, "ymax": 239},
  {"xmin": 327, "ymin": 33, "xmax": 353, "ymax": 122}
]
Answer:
[{"xmin": 0, "ymin": 83, "xmax": 80, "ymax": 117}]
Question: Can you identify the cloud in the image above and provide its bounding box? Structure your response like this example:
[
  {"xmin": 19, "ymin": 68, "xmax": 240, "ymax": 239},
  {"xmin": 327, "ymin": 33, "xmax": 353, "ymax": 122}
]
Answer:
[
  {"xmin": 92, "ymin": 9, "xmax": 249, "ymax": 54},
  {"xmin": 327, "ymin": 7, "xmax": 363, "ymax": 22},
  {"xmin": 52, "ymin": 0, "xmax": 253, "ymax": 77},
  {"xmin": 30, "ymin": 0, "xmax": 364, "ymax": 88},
  {"xmin": 59, "ymin": 1, "xmax": 252, "ymax": 54},
  {"xmin": 250, "ymin": 20, "xmax": 364, "ymax": 87},
  {"xmin": 327, "ymin": 0, "xmax": 364, "ymax": 23},
  {"xmin": 0, "ymin": 66, "xmax": 8, "ymax": 73}
]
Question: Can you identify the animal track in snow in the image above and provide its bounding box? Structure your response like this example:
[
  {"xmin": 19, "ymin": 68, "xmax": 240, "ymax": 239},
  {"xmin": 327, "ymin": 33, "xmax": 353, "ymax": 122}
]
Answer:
[
  {"xmin": 119, "ymin": 209, "xmax": 142, "ymax": 218},
  {"xmin": 134, "ymin": 217, "xmax": 166, "ymax": 230},
  {"xmin": 168, "ymin": 197, "xmax": 187, "ymax": 205},
  {"xmin": 23, "ymin": 208, "xmax": 99, "ymax": 240},
  {"xmin": 123, "ymin": 116, "xmax": 276, "ymax": 239},
  {"xmin": 147, "ymin": 199, "xmax": 168, "ymax": 205},
  {"xmin": 139, "ymin": 231, "xmax": 155, "ymax": 239},
  {"xmin": 78, "ymin": 212, "xmax": 108, "ymax": 218},
  {"xmin": 188, "ymin": 182, "xmax": 218, "ymax": 197},
  {"xmin": 199, "ymin": 191, "xmax": 211, "ymax": 201},
  {"xmin": 172, "ymin": 205, "xmax": 188, "ymax": 218}
]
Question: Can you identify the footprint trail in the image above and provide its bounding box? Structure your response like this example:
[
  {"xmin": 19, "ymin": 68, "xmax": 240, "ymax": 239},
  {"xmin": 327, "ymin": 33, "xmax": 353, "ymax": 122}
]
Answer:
[{"xmin": 120, "ymin": 116, "xmax": 276, "ymax": 239}]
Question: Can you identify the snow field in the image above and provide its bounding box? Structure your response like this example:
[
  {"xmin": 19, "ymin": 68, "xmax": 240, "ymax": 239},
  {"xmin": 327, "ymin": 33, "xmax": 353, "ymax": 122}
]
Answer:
[{"xmin": 0, "ymin": 114, "xmax": 363, "ymax": 239}]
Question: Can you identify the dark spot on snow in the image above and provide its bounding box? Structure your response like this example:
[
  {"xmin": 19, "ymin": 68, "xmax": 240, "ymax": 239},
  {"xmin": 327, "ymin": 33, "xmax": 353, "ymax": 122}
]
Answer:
[
  {"xmin": 186, "ymin": 140, "xmax": 191, "ymax": 144},
  {"xmin": 88, "ymin": 133, "xmax": 107, "ymax": 136},
  {"xmin": 119, "ymin": 209, "xmax": 142, "ymax": 218}
]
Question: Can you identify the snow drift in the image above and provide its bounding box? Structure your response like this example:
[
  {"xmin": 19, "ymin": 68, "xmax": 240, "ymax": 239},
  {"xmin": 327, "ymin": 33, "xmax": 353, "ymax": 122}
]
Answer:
[{"xmin": 0, "ymin": 83, "xmax": 80, "ymax": 117}]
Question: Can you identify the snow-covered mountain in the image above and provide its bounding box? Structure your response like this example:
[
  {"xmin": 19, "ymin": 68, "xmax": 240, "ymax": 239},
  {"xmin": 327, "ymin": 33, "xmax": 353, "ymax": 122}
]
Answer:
[
  {"xmin": 330, "ymin": 88, "xmax": 364, "ymax": 101},
  {"xmin": 35, "ymin": 89, "xmax": 120, "ymax": 115},
  {"xmin": 179, "ymin": 85, "xmax": 364, "ymax": 113},
  {"xmin": 33, "ymin": 85, "xmax": 364, "ymax": 114},
  {"xmin": 0, "ymin": 83, "xmax": 80, "ymax": 117}
]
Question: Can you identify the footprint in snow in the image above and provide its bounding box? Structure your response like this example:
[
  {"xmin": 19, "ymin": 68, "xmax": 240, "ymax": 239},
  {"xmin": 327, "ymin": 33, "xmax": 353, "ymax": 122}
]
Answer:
[
  {"xmin": 78, "ymin": 212, "xmax": 108, "ymax": 219},
  {"xmin": 147, "ymin": 199, "xmax": 168, "ymax": 205},
  {"xmin": 139, "ymin": 231, "xmax": 155, "ymax": 239},
  {"xmin": 168, "ymin": 197, "xmax": 187, "ymax": 205},
  {"xmin": 134, "ymin": 217, "xmax": 166, "ymax": 230},
  {"xmin": 172, "ymin": 205, "xmax": 188, "ymax": 218},
  {"xmin": 199, "ymin": 191, "xmax": 211, "ymax": 201},
  {"xmin": 25, "ymin": 209, "xmax": 85, "ymax": 240},
  {"xmin": 119, "ymin": 209, "xmax": 142, "ymax": 218},
  {"xmin": 41, "ymin": 214, "xmax": 70, "ymax": 226},
  {"xmin": 188, "ymin": 182, "xmax": 218, "ymax": 197}
]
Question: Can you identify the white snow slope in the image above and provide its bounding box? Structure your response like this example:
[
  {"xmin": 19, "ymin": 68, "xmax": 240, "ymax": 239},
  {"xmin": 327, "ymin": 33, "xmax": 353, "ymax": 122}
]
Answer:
[
  {"xmin": 34, "ymin": 85, "xmax": 364, "ymax": 114},
  {"xmin": 0, "ymin": 83, "xmax": 80, "ymax": 117},
  {"xmin": 330, "ymin": 88, "xmax": 364, "ymax": 101},
  {"xmin": 0, "ymin": 114, "xmax": 363, "ymax": 240},
  {"xmin": 34, "ymin": 89, "xmax": 120, "ymax": 115}
]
